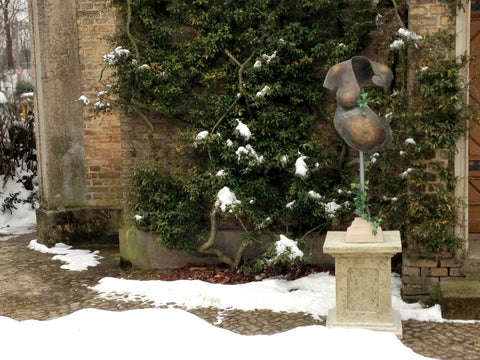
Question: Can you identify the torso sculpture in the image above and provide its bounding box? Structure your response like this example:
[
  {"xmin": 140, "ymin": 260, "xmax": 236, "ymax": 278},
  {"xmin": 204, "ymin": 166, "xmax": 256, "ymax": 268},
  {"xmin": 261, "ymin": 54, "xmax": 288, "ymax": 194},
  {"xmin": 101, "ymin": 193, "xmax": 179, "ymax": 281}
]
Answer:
[{"xmin": 323, "ymin": 56, "xmax": 393, "ymax": 152}]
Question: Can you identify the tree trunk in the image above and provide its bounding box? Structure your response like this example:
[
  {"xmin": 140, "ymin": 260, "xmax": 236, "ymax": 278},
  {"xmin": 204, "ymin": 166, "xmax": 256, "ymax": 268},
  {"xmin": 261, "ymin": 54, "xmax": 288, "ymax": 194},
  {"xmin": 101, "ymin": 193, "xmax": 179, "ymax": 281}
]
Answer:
[
  {"xmin": 197, "ymin": 210, "xmax": 234, "ymax": 267},
  {"xmin": 3, "ymin": 2, "xmax": 13, "ymax": 69}
]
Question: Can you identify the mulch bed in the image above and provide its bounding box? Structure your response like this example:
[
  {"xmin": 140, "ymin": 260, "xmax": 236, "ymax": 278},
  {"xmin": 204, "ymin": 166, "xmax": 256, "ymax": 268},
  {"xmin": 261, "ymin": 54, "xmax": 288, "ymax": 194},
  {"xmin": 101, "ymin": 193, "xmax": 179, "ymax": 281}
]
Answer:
[{"xmin": 121, "ymin": 264, "xmax": 335, "ymax": 285}]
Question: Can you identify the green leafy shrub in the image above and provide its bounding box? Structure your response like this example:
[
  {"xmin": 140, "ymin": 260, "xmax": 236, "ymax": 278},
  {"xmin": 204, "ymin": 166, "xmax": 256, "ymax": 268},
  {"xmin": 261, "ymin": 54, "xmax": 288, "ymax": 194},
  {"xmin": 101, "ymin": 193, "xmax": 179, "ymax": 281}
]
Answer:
[
  {"xmin": 1, "ymin": 192, "xmax": 19, "ymax": 214},
  {"xmin": 244, "ymin": 234, "xmax": 306, "ymax": 276},
  {"xmin": 109, "ymin": 0, "xmax": 378, "ymax": 267},
  {"xmin": 15, "ymin": 81, "xmax": 34, "ymax": 96},
  {"xmin": 0, "ymin": 98, "xmax": 37, "ymax": 183},
  {"xmin": 100, "ymin": 0, "xmax": 470, "ymax": 265},
  {"xmin": 132, "ymin": 162, "xmax": 206, "ymax": 253},
  {"xmin": 365, "ymin": 30, "xmax": 470, "ymax": 254}
]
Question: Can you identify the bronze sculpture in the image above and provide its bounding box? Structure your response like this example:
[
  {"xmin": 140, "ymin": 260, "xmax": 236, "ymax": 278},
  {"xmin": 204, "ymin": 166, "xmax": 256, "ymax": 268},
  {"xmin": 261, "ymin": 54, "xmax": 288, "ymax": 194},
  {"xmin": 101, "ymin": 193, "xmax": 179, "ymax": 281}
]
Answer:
[{"xmin": 323, "ymin": 56, "xmax": 393, "ymax": 153}]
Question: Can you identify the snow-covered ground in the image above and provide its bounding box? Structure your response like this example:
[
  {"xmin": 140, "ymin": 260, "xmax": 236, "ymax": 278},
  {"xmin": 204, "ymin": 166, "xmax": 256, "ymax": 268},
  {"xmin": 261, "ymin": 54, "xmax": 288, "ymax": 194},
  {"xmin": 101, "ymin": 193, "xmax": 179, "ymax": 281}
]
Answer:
[
  {"xmin": 0, "ymin": 308, "xmax": 433, "ymax": 360},
  {"xmin": 0, "ymin": 168, "xmax": 37, "ymax": 238},
  {"xmin": 1, "ymin": 172, "xmax": 474, "ymax": 360}
]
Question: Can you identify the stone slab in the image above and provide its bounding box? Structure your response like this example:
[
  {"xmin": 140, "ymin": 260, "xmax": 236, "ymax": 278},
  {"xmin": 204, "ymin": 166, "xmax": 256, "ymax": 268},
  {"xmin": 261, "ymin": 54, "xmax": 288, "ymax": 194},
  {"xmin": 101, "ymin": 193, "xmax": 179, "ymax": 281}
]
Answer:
[
  {"xmin": 324, "ymin": 231, "xmax": 401, "ymax": 255},
  {"xmin": 327, "ymin": 308, "xmax": 403, "ymax": 339},
  {"xmin": 440, "ymin": 298, "xmax": 480, "ymax": 320},
  {"xmin": 29, "ymin": 0, "xmax": 87, "ymax": 209},
  {"xmin": 462, "ymin": 259, "xmax": 480, "ymax": 280},
  {"xmin": 440, "ymin": 280, "xmax": 480, "ymax": 298},
  {"xmin": 440, "ymin": 281, "xmax": 480, "ymax": 320}
]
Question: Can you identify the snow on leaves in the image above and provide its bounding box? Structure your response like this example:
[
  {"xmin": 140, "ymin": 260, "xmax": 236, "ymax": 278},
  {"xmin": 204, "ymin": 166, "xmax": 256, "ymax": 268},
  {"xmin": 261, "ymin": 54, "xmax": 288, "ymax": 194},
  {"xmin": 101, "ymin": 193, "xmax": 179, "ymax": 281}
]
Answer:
[
  {"xmin": 103, "ymin": 46, "xmax": 131, "ymax": 66},
  {"xmin": 274, "ymin": 235, "xmax": 304, "ymax": 261},
  {"xmin": 235, "ymin": 119, "xmax": 251, "ymax": 141},
  {"xmin": 295, "ymin": 156, "xmax": 308, "ymax": 177},
  {"xmin": 235, "ymin": 145, "xmax": 263, "ymax": 164},
  {"xmin": 215, "ymin": 187, "xmax": 241, "ymax": 213},
  {"xmin": 390, "ymin": 28, "xmax": 422, "ymax": 50}
]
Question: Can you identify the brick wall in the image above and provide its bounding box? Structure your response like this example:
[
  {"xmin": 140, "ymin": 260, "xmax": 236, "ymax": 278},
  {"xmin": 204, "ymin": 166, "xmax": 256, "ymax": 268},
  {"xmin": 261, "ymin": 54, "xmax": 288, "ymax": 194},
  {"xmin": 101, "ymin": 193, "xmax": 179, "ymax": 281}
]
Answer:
[
  {"xmin": 409, "ymin": 0, "xmax": 454, "ymax": 36},
  {"xmin": 402, "ymin": 255, "xmax": 465, "ymax": 302},
  {"xmin": 77, "ymin": 1, "xmax": 123, "ymax": 207},
  {"xmin": 402, "ymin": 0, "xmax": 461, "ymax": 302},
  {"xmin": 75, "ymin": 1, "xmax": 181, "ymax": 210},
  {"xmin": 120, "ymin": 113, "xmax": 181, "ymax": 213}
]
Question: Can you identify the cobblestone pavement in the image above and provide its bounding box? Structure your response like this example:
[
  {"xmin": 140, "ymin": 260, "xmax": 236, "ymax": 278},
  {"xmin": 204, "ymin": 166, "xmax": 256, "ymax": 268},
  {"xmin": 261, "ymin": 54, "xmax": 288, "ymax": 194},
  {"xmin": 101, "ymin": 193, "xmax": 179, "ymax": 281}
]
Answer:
[{"xmin": 1, "ymin": 232, "xmax": 479, "ymax": 360}]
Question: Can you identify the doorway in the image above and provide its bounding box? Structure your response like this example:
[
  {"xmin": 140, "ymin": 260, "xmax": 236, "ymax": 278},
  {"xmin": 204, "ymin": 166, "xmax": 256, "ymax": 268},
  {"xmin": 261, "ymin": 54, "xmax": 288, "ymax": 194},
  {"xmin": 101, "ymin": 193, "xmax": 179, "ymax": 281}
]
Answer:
[{"xmin": 469, "ymin": 2, "xmax": 480, "ymax": 256}]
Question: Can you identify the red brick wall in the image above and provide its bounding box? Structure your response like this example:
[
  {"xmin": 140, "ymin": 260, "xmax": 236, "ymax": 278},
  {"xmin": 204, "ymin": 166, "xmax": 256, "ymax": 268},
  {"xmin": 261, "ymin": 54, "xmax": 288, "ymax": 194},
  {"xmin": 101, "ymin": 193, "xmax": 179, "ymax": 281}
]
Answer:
[{"xmin": 77, "ymin": 1, "xmax": 123, "ymax": 206}]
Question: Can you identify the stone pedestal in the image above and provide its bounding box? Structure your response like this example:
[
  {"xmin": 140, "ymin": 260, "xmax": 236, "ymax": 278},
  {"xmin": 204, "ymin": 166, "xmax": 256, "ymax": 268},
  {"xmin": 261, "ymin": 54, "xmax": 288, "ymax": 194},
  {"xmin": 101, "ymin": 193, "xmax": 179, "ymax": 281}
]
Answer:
[{"xmin": 323, "ymin": 231, "xmax": 403, "ymax": 338}]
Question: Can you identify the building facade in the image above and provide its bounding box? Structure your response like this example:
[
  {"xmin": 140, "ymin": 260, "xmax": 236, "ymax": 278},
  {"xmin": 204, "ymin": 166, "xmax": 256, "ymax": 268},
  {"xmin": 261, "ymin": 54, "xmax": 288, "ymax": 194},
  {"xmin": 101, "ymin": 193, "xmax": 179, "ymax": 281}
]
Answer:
[{"xmin": 28, "ymin": 1, "xmax": 479, "ymax": 302}]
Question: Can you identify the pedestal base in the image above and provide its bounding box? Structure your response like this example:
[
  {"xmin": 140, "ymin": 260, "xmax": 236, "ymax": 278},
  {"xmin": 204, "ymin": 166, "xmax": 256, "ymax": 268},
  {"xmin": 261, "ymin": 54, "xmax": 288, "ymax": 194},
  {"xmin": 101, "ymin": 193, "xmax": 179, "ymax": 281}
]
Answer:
[
  {"xmin": 323, "ymin": 231, "xmax": 403, "ymax": 338},
  {"xmin": 326, "ymin": 308, "xmax": 403, "ymax": 339}
]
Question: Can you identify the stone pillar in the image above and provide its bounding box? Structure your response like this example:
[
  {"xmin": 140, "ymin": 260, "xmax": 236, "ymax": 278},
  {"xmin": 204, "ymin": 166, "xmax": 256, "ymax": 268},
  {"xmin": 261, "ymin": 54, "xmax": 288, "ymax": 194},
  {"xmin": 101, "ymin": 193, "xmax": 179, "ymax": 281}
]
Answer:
[
  {"xmin": 28, "ymin": 0, "xmax": 123, "ymax": 245},
  {"xmin": 28, "ymin": 0, "xmax": 86, "ymax": 208},
  {"xmin": 324, "ymin": 231, "xmax": 402, "ymax": 338}
]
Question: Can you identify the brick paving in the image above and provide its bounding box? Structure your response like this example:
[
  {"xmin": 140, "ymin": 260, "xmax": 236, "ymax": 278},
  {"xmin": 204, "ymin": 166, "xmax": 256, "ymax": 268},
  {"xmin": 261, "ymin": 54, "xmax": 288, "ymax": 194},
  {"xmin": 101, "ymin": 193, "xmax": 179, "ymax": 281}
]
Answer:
[{"xmin": 1, "ymin": 232, "xmax": 479, "ymax": 360}]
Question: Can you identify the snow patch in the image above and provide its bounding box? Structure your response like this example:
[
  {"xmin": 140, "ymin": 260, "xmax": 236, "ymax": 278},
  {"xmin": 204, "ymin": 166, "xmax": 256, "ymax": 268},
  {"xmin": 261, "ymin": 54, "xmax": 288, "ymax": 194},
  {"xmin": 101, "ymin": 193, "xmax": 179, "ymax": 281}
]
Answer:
[
  {"xmin": 0, "ymin": 307, "xmax": 436, "ymax": 360},
  {"xmin": 324, "ymin": 201, "xmax": 341, "ymax": 218},
  {"xmin": 0, "ymin": 168, "xmax": 37, "ymax": 236},
  {"xmin": 27, "ymin": 240, "xmax": 102, "ymax": 271},
  {"xmin": 77, "ymin": 95, "xmax": 90, "ymax": 105},
  {"xmin": 390, "ymin": 39, "xmax": 405, "ymax": 50},
  {"xmin": 216, "ymin": 169, "xmax": 227, "ymax": 177},
  {"xmin": 103, "ymin": 46, "xmax": 131, "ymax": 65}
]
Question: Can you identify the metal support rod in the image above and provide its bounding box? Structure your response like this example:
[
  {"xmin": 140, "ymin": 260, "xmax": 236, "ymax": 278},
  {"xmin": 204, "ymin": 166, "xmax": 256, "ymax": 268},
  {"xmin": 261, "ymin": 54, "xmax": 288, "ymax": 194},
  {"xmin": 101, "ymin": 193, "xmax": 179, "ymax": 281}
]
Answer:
[{"xmin": 359, "ymin": 151, "xmax": 365, "ymax": 191}]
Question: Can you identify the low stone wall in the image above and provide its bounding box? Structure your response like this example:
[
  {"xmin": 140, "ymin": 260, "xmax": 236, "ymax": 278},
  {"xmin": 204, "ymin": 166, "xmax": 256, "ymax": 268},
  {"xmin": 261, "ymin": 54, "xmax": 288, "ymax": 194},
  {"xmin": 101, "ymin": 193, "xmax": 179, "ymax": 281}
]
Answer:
[
  {"xmin": 402, "ymin": 254, "xmax": 465, "ymax": 302},
  {"xmin": 120, "ymin": 226, "xmax": 236, "ymax": 269},
  {"xmin": 119, "ymin": 226, "xmax": 335, "ymax": 270},
  {"xmin": 36, "ymin": 207, "xmax": 123, "ymax": 247}
]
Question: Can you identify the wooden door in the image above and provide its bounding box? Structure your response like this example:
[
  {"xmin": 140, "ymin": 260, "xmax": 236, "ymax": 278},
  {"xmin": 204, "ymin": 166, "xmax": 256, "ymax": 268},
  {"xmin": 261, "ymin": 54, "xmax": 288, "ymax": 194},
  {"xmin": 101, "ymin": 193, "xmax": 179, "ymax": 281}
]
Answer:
[{"xmin": 469, "ymin": 7, "xmax": 480, "ymax": 232}]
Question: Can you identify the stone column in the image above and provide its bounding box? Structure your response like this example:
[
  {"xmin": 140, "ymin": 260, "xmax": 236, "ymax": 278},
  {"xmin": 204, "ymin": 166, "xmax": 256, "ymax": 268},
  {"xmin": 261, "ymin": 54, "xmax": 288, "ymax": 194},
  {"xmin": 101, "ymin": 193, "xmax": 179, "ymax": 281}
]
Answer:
[
  {"xmin": 28, "ymin": 0, "xmax": 86, "ymax": 208},
  {"xmin": 28, "ymin": 0, "xmax": 89, "ymax": 245}
]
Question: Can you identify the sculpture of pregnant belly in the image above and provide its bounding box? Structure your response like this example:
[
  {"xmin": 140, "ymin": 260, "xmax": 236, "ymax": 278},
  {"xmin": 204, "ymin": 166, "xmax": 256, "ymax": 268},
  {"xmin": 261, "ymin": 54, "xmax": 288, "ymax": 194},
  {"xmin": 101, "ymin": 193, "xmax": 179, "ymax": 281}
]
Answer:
[{"xmin": 323, "ymin": 56, "xmax": 393, "ymax": 152}]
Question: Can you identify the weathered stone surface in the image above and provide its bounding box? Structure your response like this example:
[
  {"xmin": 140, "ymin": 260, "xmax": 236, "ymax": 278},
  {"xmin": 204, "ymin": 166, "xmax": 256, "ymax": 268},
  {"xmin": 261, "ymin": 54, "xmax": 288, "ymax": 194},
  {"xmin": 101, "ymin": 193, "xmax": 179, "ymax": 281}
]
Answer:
[
  {"xmin": 36, "ymin": 207, "xmax": 122, "ymax": 247},
  {"xmin": 402, "ymin": 284, "xmax": 430, "ymax": 296},
  {"xmin": 402, "ymin": 266, "xmax": 421, "ymax": 277},
  {"xmin": 441, "ymin": 298, "xmax": 480, "ymax": 320},
  {"xmin": 323, "ymin": 230, "xmax": 401, "ymax": 255},
  {"xmin": 440, "ymin": 257, "xmax": 461, "ymax": 268},
  {"xmin": 403, "ymin": 257, "xmax": 438, "ymax": 268},
  {"xmin": 462, "ymin": 259, "xmax": 480, "ymax": 281},
  {"xmin": 403, "ymin": 274, "xmax": 439, "ymax": 286},
  {"xmin": 29, "ymin": 0, "xmax": 86, "ymax": 209},
  {"xmin": 119, "ymin": 226, "xmax": 219, "ymax": 269},
  {"xmin": 449, "ymin": 267, "xmax": 465, "ymax": 277},
  {"xmin": 430, "ymin": 267, "xmax": 448, "ymax": 277},
  {"xmin": 440, "ymin": 281, "xmax": 480, "ymax": 320},
  {"xmin": 324, "ymin": 231, "xmax": 402, "ymax": 337}
]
